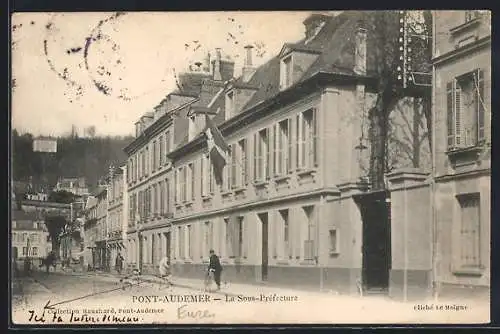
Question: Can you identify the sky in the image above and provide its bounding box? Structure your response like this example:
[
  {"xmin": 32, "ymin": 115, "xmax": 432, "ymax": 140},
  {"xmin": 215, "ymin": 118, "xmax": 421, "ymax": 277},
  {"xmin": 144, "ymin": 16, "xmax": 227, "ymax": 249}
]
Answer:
[{"xmin": 11, "ymin": 11, "xmax": 325, "ymax": 137}]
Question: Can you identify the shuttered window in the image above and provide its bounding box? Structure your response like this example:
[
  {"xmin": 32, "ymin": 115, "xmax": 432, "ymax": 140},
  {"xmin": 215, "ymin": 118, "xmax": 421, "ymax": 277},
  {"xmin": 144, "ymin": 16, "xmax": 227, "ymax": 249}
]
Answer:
[{"xmin": 447, "ymin": 68, "xmax": 487, "ymax": 149}]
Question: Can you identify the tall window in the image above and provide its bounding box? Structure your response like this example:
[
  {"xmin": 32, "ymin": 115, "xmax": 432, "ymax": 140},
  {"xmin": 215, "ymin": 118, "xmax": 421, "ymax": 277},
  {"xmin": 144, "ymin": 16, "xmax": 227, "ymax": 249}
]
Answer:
[
  {"xmin": 297, "ymin": 108, "xmax": 318, "ymax": 169},
  {"xmin": 224, "ymin": 218, "xmax": 231, "ymax": 258},
  {"xmin": 165, "ymin": 179, "xmax": 170, "ymax": 213},
  {"xmin": 447, "ymin": 69, "xmax": 486, "ymax": 149},
  {"xmin": 231, "ymin": 143, "xmax": 238, "ymax": 188},
  {"xmin": 457, "ymin": 194, "xmax": 481, "ymax": 269},
  {"xmin": 159, "ymin": 181, "xmax": 165, "ymax": 215},
  {"xmin": 201, "ymin": 155, "xmax": 209, "ymax": 197},
  {"xmin": 32, "ymin": 247, "xmax": 38, "ymax": 256},
  {"xmin": 204, "ymin": 221, "xmax": 213, "ymax": 255},
  {"xmin": 145, "ymin": 146, "xmax": 149, "ymax": 176},
  {"xmin": 151, "ymin": 184, "xmax": 156, "ymax": 215},
  {"xmin": 280, "ymin": 209, "xmax": 290, "ymax": 258},
  {"xmin": 177, "ymin": 226, "xmax": 183, "ymax": 258},
  {"xmin": 159, "ymin": 135, "xmax": 164, "ymax": 167},
  {"xmin": 237, "ymin": 139, "xmax": 248, "ymax": 186},
  {"xmin": 329, "ymin": 229, "xmax": 339, "ymax": 254},
  {"xmin": 303, "ymin": 205, "xmax": 316, "ymax": 260},
  {"xmin": 223, "ymin": 150, "xmax": 232, "ymax": 191},
  {"xmin": 237, "ymin": 216, "xmax": 244, "ymax": 258},
  {"xmin": 254, "ymin": 128, "xmax": 269, "ymax": 181},
  {"xmin": 152, "ymin": 140, "xmax": 157, "ymax": 171},
  {"xmin": 187, "ymin": 225, "xmax": 193, "ymax": 259},
  {"xmin": 188, "ymin": 162, "xmax": 195, "ymax": 201},
  {"xmin": 275, "ymin": 119, "xmax": 290, "ymax": 175}
]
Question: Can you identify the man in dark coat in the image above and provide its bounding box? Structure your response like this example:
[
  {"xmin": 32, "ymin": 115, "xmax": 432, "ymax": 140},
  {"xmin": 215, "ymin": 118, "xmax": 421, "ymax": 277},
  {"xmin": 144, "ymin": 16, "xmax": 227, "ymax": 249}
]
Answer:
[{"xmin": 208, "ymin": 249, "xmax": 222, "ymax": 291}]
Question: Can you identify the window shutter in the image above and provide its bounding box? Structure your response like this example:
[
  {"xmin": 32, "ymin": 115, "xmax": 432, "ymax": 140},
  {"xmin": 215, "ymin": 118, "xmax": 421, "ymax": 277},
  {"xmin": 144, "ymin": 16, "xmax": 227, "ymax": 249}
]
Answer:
[
  {"xmin": 253, "ymin": 133, "xmax": 258, "ymax": 181},
  {"xmin": 243, "ymin": 139, "xmax": 249, "ymax": 185},
  {"xmin": 455, "ymin": 80, "xmax": 462, "ymax": 147},
  {"xmin": 231, "ymin": 143, "xmax": 237, "ymax": 187},
  {"xmin": 266, "ymin": 128, "xmax": 271, "ymax": 180},
  {"xmin": 287, "ymin": 118, "xmax": 292, "ymax": 173},
  {"xmin": 313, "ymin": 108, "xmax": 319, "ymax": 166},
  {"xmin": 476, "ymin": 69, "xmax": 485, "ymax": 142},
  {"xmin": 446, "ymin": 81, "xmax": 454, "ymax": 148},
  {"xmin": 273, "ymin": 124, "xmax": 278, "ymax": 176},
  {"xmin": 296, "ymin": 113, "xmax": 301, "ymax": 169}
]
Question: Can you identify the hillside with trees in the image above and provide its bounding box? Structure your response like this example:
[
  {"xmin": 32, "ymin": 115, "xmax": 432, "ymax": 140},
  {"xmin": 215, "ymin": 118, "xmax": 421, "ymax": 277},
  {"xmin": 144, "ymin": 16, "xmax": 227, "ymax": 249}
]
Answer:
[{"xmin": 12, "ymin": 129, "xmax": 133, "ymax": 191}]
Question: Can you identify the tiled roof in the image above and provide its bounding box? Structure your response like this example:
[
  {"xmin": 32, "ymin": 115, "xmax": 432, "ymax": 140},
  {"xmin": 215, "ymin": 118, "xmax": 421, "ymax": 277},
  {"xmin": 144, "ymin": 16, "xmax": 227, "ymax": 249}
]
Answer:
[
  {"xmin": 205, "ymin": 11, "xmax": 371, "ymax": 127},
  {"xmin": 172, "ymin": 72, "xmax": 212, "ymax": 97}
]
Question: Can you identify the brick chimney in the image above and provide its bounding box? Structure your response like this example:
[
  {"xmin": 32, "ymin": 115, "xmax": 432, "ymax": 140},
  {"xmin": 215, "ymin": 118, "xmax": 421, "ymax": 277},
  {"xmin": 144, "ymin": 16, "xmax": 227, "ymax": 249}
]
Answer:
[
  {"xmin": 203, "ymin": 52, "xmax": 211, "ymax": 73},
  {"xmin": 303, "ymin": 13, "xmax": 330, "ymax": 40},
  {"xmin": 213, "ymin": 48, "xmax": 222, "ymax": 81},
  {"xmin": 353, "ymin": 27, "xmax": 367, "ymax": 76},
  {"xmin": 242, "ymin": 45, "xmax": 256, "ymax": 83}
]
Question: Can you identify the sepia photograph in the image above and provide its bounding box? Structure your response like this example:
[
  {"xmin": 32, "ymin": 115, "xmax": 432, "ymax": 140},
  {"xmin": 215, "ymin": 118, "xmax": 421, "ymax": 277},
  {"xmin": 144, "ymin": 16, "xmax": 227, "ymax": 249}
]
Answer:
[{"xmin": 10, "ymin": 10, "xmax": 491, "ymax": 326}]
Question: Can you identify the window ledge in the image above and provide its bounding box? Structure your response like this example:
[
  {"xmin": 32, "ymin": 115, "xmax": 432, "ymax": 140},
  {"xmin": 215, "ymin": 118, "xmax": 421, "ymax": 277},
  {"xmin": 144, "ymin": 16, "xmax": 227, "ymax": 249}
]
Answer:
[
  {"xmin": 297, "ymin": 168, "xmax": 317, "ymax": 177},
  {"xmin": 232, "ymin": 186, "xmax": 246, "ymax": 193},
  {"xmin": 221, "ymin": 191, "xmax": 232, "ymax": 197},
  {"xmin": 450, "ymin": 18, "xmax": 481, "ymax": 36},
  {"xmin": 329, "ymin": 250, "xmax": 340, "ymax": 257},
  {"xmin": 446, "ymin": 145, "xmax": 484, "ymax": 165},
  {"xmin": 299, "ymin": 260, "xmax": 316, "ymax": 266},
  {"xmin": 276, "ymin": 260, "xmax": 290, "ymax": 265},
  {"xmin": 452, "ymin": 268, "xmax": 484, "ymax": 277},
  {"xmin": 253, "ymin": 180, "xmax": 269, "ymax": 188},
  {"xmin": 201, "ymin": 194, "xmax": 213, "ymax": 200},
  {"xmin": 273, "ymin": 174, "xmax": 291, "ymax": 183}
]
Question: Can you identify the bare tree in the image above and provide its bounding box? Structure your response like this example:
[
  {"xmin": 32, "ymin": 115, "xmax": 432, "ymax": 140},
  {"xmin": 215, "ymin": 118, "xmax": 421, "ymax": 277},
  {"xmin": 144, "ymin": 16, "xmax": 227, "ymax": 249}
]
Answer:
[{"xmin": 363, "ymin": 10, "xmax": 432, "ymax": 190}]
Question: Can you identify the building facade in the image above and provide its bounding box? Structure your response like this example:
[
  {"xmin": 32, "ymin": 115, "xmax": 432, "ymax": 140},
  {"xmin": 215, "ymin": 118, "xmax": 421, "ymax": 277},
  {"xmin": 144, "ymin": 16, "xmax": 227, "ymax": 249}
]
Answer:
[
  {"xmin": 107, "ymin": 165, "xmax": 129, "ymax": 270},
  {"xmin": 83, "ymin": 196, "xmax": 98, "ymax": 268},
  {"xmin": 11, "ymin": 210, "xmax": 51, "ymax": 260},
  {"xmin": 118, "ymin": 11, "xmax": 444, "ymax": 297},
  {"xmin": 94, "ymin": 186, "xmax": 110, "ymax": 270},
  {"xmin": 53, "ymin": 177, "xmax": 90, "ymax": 197},
  {"xmin": 432, "ymin": 10, "xmax": 491, "ymax": 297}
]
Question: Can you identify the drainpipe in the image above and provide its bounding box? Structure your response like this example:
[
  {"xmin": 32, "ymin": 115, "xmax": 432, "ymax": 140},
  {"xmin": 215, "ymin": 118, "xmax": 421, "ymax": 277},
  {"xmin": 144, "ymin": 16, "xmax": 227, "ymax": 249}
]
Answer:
[{"xmin": 403, "ymin": 178, "xmax": 408, "ymax": 302}]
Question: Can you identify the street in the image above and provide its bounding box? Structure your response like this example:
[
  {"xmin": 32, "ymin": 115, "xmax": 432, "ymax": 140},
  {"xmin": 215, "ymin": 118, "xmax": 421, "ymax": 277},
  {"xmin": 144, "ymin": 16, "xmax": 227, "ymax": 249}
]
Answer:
[{"xmin": 11, "ymin": 269, "xmax": 490, "ymax": 325}]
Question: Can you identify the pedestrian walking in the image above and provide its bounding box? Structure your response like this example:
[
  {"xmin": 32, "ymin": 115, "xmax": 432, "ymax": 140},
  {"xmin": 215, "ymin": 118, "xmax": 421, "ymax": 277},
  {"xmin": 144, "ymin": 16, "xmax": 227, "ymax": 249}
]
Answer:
[
  {"xmin": 115, "ymin": 252, "xmax": 124, "ymax": 274},
  {"xmin": 208, "ymin": 249, "xmax": 222, "ymax": 291},
  {"xmin": 158, "ymin": 255, "xmax": 172, "ymax": 289}
]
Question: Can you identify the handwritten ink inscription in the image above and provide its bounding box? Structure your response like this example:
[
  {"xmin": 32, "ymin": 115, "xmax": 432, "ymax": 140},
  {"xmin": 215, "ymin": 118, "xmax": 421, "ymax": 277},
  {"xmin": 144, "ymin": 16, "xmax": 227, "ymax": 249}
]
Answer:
[
  {"xmin": 177, "ymin": 304, "xmax": 215, "ymax": 320},
  {"xmin": 27, "ymin": 309, "xmax": 142, "ymax": 324}
]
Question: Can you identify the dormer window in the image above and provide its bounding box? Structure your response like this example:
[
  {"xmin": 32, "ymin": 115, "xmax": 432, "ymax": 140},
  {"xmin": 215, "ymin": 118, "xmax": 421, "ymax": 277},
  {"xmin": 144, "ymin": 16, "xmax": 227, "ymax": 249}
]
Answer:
[
  {"xmin": 225, "ymin": 90, "xmax": 235, "ymax": 120},
  {"xmin": 465, "ymin": 10, "xmax": 480, "ymax": 23},
  {"xmin": 281, "ymin": 55, "xmax": 293, "ymax": 90},
  {"xmin": 188, "ymin": 114, "xmax": 196, "ymax": 141}
]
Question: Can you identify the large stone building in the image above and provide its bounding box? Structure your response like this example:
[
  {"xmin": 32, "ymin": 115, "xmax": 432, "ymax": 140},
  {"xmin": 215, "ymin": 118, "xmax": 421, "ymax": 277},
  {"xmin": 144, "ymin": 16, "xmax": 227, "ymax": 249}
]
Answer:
[
  {"xmin": 121, "ymin": 11, "xmax": 436, "ymax": 298},
  {"xmin": 431, "ymin": 10, "xmax": 491, "ymax": 297}
]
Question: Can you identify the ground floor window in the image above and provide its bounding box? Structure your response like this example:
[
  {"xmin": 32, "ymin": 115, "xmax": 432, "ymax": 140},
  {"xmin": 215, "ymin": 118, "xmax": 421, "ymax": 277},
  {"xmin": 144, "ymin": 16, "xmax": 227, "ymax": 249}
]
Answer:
[{"xmin": 456, "ymin": 193, "xmax": 481, "ymax": 270}]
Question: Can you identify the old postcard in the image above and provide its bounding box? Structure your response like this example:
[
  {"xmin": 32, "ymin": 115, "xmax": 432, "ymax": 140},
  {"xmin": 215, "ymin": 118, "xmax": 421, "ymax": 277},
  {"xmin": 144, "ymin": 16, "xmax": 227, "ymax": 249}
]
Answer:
[{"xmin": 10, "ymin": 10, "xmax": 491, "ymax": 326}]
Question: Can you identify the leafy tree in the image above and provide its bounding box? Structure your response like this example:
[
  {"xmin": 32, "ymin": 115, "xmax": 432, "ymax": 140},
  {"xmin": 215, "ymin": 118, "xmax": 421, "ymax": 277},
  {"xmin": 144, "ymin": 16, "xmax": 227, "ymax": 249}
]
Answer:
[
  {"xmin": 48, "ymin": 190, "xmax": 75, "ymax": 204},
  {"xmin": 44, "ymin": 215, "xmax": 67, "ymax": 255}
]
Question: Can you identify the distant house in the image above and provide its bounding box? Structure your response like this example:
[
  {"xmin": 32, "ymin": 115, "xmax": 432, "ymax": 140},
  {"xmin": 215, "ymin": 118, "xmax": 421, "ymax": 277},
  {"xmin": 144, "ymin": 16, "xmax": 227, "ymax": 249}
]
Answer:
[
  {"xmin": 53, "ymin": 177, "xmax": 90, "ymax": 197},
  {"xmin": 11, "ymin": 210, "xmax": 51, "ymax": 260}
]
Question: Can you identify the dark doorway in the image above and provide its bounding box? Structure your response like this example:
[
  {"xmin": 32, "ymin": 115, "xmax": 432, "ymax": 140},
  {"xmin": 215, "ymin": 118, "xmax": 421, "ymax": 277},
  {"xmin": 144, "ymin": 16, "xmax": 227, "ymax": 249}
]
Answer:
[
  {"xmin": 164, "ymin": 232, "xmax": 171, "ymax": 260},
  {"xmin": 258, "ymin": 213, "xmax": 269, "ymax": 281},
  {"xmin": 354, "ymin": 190, "xmax": 391, "ymax": 293},
  {"xmin": 12, "ymin": 247, "xmax": 18, "ymax": 259}
]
